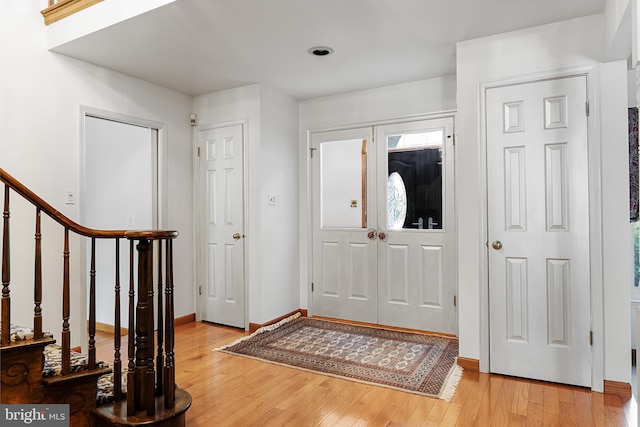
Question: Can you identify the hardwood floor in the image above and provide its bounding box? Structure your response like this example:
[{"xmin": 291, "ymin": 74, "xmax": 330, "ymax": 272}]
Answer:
[{"xmin": 96, "ymin": 321, "xmax": 636, "ymax": 426}]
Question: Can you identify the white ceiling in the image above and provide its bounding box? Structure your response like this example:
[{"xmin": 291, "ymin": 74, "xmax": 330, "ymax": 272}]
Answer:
[{"xmin": 51, "ymin": 0, "xmax": 606, "ymax": 100}]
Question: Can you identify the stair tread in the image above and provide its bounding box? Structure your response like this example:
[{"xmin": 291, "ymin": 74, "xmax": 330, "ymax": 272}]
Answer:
[
  {"xmin": 43, "ymin": 366, "xmax": 113, "ymax": 385},
  {"xmin": 0, "ymin": 323, "xmax": 55, "ymax": 348},
  {"xmin": 0, "ymin": 336, "xmax": 56, "ymax": 350}
]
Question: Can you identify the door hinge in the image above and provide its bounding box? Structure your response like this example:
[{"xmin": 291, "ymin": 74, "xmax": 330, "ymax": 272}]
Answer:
[
  {"xmin": 311, "ymin": 282, "xmax": 314, "ymax": 292},
  {"xmin": 198, "ymin": 285, "xmax": 202, "ymax": 295},
  {"xmin": 310, "ymin": 147, "xmax": 317, "ymax": 158},
  {"xmin": 585, "ymin": 101, "xmax": 590, "ymax": 117},
  {"xmin": 197, "ymin": 147, "xmax": 201, "ymax": 157},
  {"xmin": 589, "ymin": 330, "xmax": 593, "ymax": 346},
  {"xmin": 453, "ymin": 295, "xmax": 457, "ymax": 307}
]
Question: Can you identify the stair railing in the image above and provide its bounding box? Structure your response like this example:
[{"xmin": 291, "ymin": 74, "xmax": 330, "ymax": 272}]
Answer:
[{"xmin": 1, "ymin": 168, "xmax": 179, "ymax": 415}]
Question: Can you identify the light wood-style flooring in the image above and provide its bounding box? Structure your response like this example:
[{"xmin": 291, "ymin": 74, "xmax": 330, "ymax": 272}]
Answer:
[{"xmin": 96, "ymin": 321, "xmax": 636, "ymax": 426}]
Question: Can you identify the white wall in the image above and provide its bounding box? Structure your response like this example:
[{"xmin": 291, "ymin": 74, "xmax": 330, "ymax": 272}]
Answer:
[
  {"xmin": 600, "ymin": 61, "xmax": 633, "ymax": 383},
  {"xmin": 457, "ymin": 14, "xmax": 631, "ymax": 386},
  {"xmin": 192, "ymin": 83, "xmax": 300, "ymax": 326},
  {"xmin": 298, "ymin": 76, "xmax": 457, "ymax": 311},
  {"xmin": 0, "ymin": 1, "xmax": 194, "ymax": 346},
  {"xmin": 604, "ymin": 0, "xmax": 631, "ymax": 61},
  {"xmin": 46, "ymin": 0, "xmax": 176, "ymax": 50},
  {"xmin": 258, "ymin": 85, "xmax": 300, "ymax": 322}
]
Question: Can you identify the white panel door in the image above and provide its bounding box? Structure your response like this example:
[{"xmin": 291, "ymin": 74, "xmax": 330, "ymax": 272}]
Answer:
[
  {"xmin": 487, "ymin": 76, "xmax": 591, "ymax": 387},
  {"xmin": 199, "ymin": 124, "xmax": 245, "ymax": 328},
  {"xmin": 311, "ymin": 118, "xmax": 456, "ymax": 334},
  {"xmin": 311, "ymin": 127, "xmax": 378, "ymax": 323},
  {"xmin": 376, "ymin": 118, "xmax": 456, "ymax": 333}
]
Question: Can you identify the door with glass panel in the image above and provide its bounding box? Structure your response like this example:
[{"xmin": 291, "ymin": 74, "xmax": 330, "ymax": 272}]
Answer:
[
  {"xmin": 311, "ymin": 117, "xmax": 456, "ymax": 333},
  {"xmin": 376, "ymin": 118, "xmax": 456, "ymax": 333},
  {"xmin": 311, "ymin": 127, "xmax": 377, "ymax": 323}
]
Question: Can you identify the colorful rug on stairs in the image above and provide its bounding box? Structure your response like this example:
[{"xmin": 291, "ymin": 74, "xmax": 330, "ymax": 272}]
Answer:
[{"xmin": 216, "ymin": 314, "xmax": 462, "ymax": 401}]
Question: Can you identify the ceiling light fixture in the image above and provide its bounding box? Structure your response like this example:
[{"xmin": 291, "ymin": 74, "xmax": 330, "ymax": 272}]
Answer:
[{"xmin": 308, "ymin": 46, "xmax": 334, "ymax": 56}]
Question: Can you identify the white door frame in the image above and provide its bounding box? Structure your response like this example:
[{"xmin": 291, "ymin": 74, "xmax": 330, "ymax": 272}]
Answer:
[
  {"xmin": 79, "ymin": 106, "xmax": 168, "ymax": 352},
  {"xmin": 194, "ymin": 119, "xmax": 249, "ymax": 329},
  {"xmin": 478, "ymin": 67, "xmax": 604, "ymax": 391},
  {"xmin": 306, "ymin": 111, "xmax": 458, "ymax": 335}
]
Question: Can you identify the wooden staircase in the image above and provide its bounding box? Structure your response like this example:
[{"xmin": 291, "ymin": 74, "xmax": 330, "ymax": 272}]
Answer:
[{"xmin": 0, "ymin": 168, "xmax": 191, "ymax": 426}]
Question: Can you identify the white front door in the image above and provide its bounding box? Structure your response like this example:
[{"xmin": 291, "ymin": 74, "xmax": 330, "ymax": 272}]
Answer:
[
  {"xmin": 376, "ymin": 118, "xmax": 456, "ymax": 333},
  {"xmin": 311, "ymin": 117, "xmax": 456, "ymax": 334},
  {"xmin": 311, "ymin": 127, "xmax": 378, "ymax": 323},
  {"xmin": 198, "ymin": 124, "xmax": 245, "ymax": 328},
  {"xmin": 486, "ymin": 76, "xmax": 591, "ymax": 386}
]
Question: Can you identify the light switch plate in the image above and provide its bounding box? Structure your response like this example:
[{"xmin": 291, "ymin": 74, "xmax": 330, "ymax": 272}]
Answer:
[{"xmin": 65, "ymin": 189, "xmax": 75, "ymax": 205}]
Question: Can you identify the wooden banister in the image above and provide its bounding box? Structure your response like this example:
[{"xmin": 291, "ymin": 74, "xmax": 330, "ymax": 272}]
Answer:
[
  {"xmin": 0, "ymin": 169, "xmax": 127, "ymax": 239},
  {"xmin": 0, "ymin": 167, "xmax": 186, "ymax": 422}
]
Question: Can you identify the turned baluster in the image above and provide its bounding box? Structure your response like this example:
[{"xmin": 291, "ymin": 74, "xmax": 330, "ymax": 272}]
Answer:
[
  {"xmin": 88, "ymin": 238, "xmax": 96, "ymax": 369},
  {"xmin": 34, "ymin": 208, "xmax": 42, "ymax": 339},
  {"xmin": 127, "ymin": 240, "xmax": 136, "ymax": 416},
  {"xmin": 1, "ymin": 185, "xmax": 10, "ymax": 345},
  {"xmin": 114, "ymin": 238, "xmax": 122, "ymax": 401},
  {"xmin": 145, "ymin": 239, "xmax": 155, "ymax": 416},
  {"xmin": 61, "ymin": 228, "xmax": 71, "ymax": 375},
  {"xmin": 156, "ymin": 240, "xmax": 164, "ymax": 396},
  {"xmin": 164, "ymin": 238, "xmax": 175, "ymax": 409}
]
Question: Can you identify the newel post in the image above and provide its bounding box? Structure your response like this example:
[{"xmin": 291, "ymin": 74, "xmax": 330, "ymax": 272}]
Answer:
[{"xmin": 125, "ymin": 230, "xmax": 179, "ymax": 416}]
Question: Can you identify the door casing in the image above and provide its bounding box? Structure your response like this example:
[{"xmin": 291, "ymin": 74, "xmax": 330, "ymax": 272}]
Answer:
[
  {"xmin": 79, "ymin": 106, "xmax": 167, "ymax": 351},
  {"xmin": 478, "ymin": 67, "xmax": 604, "ymax": 391}
]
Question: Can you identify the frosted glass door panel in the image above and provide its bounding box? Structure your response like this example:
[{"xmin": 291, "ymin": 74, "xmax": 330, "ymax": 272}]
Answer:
[{"xmin": 321, "ymin": 138, "xmax": 366, "ymax": 228}]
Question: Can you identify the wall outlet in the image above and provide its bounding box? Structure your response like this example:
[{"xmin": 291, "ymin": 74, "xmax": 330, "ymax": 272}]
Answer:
[{"xmin": 268, "ymin": 193, "xmax": 277, "ymax": 206}]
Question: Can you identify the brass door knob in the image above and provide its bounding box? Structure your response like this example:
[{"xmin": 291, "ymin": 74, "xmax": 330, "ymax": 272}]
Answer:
[
  {"xmin": 491, "ymin": 240, "xmax": 503, "ymax": 250},
  {"xmin": 233, "ymin": 233, "xmax": 241, "ymax": 240}
]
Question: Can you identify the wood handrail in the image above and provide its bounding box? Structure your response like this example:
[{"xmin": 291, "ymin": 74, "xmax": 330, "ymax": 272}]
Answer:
[{"xmin": 0, "ymin": 168, "xmax": 129, "ymax": 239}]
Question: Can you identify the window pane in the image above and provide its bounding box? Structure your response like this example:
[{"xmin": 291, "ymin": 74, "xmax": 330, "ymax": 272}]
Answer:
[
  {"xmin": 387, "ymin": 130, "xmax": 443, "ymax": 230},
  {"xmin": 387, "ymin": 172, "xmax": 407, "ymax": 229},
  {"xmin": 321, "ymin": 138, "xmax": 366, "ymax": 228}
]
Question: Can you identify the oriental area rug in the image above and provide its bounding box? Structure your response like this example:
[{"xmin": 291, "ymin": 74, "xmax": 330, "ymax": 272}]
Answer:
[{"xmin": 216, "ymin": 313, "xmax": 462, "ymax": 401}]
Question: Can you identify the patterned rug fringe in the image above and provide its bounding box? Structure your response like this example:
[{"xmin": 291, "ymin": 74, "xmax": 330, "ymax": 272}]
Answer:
[
  {"xmin": 440, "ymin": 364, "xmax": 463, "ymax": 402},
  {"xmin": 214, "ymin": 311, "xmax": 301, "ymax": 351}
]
